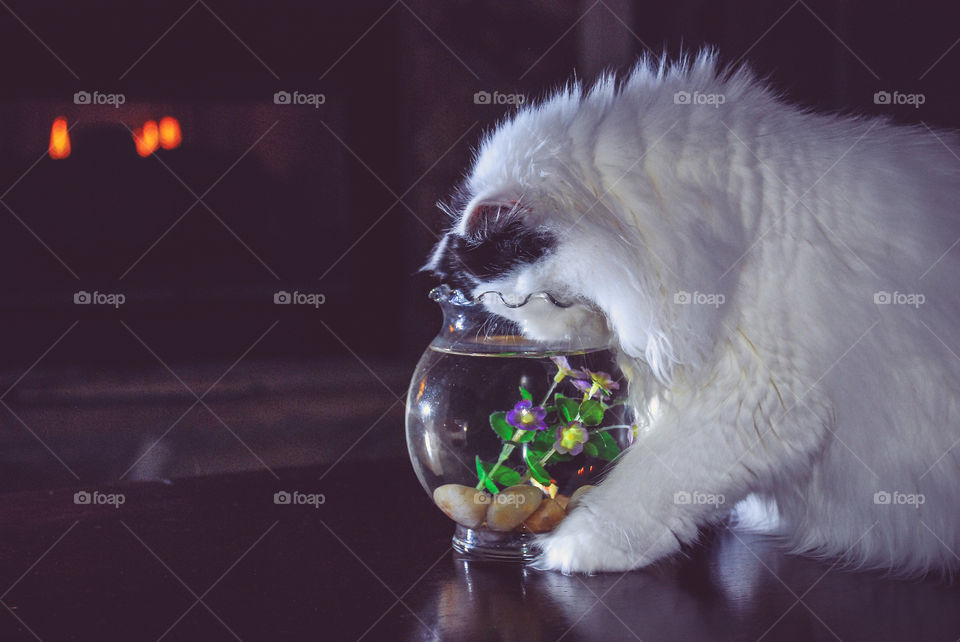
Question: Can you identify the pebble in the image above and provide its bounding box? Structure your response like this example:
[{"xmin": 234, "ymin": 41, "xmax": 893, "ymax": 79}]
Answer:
[
  {"xmin": 567, "ymin": 484, "xmax": 596, "ymax": 512},
  {"xmin": 485, "ymin": 485, "xmax": 543, "ymax": 531},
  {"xmin": 433, "ymin": 484, "xmax": 490, "ymax": 529},
  {"xmin": 523, "ymin": 497, "xmax": 566, "ymax": 533}
]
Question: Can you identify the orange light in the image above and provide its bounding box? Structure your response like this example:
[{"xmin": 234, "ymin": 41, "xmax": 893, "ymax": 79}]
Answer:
[
  {"xmin": 49, "ymin": 117, "xmax": 71, "ymax": 159},
  {"xmin": 142, "ymin": 120, "xmax": 159, "ymax": 149},
  {"xmin": 158, "ymin": 116, "xmax": 182, "ymax": 149},
  {"xmin": 133, "ymin": 120, "xmax": 159, "ymax": 157}
]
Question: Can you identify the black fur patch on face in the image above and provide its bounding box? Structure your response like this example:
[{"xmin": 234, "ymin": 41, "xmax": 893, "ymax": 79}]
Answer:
[{"xmin": 432, "ymin": 220, "xmax": 556, "ymax": 288}]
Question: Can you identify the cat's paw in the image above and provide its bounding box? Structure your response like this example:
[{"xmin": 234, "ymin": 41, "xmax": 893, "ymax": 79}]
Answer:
[{"xmin": 530, "ymin": 506, "xmax": 680, "ymax": 574}]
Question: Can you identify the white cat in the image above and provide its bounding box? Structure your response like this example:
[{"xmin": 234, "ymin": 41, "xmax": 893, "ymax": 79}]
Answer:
[{"xmin": 426, "ymin": 51, "xmax": 960, "ymax": 575}]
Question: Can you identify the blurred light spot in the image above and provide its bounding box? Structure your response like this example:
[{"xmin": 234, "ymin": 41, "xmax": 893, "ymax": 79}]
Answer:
[
  {"xmin": 49, "ymin": 117, "xmax": 70, "ymax": 159},
  {"xmin": 158, "ymin": 116, "xmax": 182, "ymax": 149},
  {"xmin": 419, "ymin": 400, "xmax": 432, "ymax": 417},
  {"xmin": 133, "ymin": 120, "xmax": 159, "ymax": 157}
]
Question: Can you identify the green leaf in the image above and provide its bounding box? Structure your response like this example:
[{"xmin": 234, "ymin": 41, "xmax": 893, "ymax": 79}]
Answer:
[
  {"xmin": 583, "ymin": 442, "xmax": 599, "ymax": 457},
  {"xmin": 489, "ymin": 412, "xmax": 514, "ymax": 442},
  {"xmin": 555, "ymin": 394, "xmax": 579, "ymax": 423},
  {"xmin": 491, "ymin": 466, "xmax": 522, "ymax": 486},
  {"xmin": 588, "ymin": 431, "xmax": 622, "ymax": 461},
  {"xmin": 548, "ymin": 451, "xmax": 573, "ymax": 463},
  {"xmin": 534, "ymin": 429, "xmax": 556, "ymax": 448},
  {"xmin": 579, "ymin": 400, "xmax": 604, "ymax": 426},
  {"xmin": 477, "ymin": 460, "xmax": 522, "ymax": 487},
  {"xmin": 524, "ymin": 450, "xmax": 551, "ymax": 485},
  {"xmin": 515, "ymin": 429, "xmax": 538, "ymax": 443},
  {"xmin": 476, "ymin": 456, "xmax": 499, "ymax": 494},
  {"xmin": 519, "ymin": 387, "xmax": 532, "ymax": 402},
  {"xmin": 526, "ymin": 447, "xmax": 547, "ymax": 461},
  {"xmin": 599, "ymin": 431, "xmax": 621, "ymax": 460}
]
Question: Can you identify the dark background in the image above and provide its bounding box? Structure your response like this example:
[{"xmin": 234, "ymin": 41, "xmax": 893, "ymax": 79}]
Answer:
[{"xmin": 0, "ymin": 0, "xmax": 958, "ymax": 490}]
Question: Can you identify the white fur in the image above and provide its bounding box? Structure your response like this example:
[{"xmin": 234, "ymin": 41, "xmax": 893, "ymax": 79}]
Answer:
[{"xmin": 445, "ymin": 51, "xmax": 960, "ymax": 575}]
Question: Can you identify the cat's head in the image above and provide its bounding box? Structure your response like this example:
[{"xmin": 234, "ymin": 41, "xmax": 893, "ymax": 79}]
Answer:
[
  {"xmin": 424, "ymin": 194, "xmax": 613, "ymax": 350},
  {"xmin": 426, "ymin": 54, "xmax": 745, "ymax": 385}
]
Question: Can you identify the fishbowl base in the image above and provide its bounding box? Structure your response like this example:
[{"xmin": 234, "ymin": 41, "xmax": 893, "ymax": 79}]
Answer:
[{"xmin": 451, "ymin": 524, "xmax": 539, "ymax": 562}]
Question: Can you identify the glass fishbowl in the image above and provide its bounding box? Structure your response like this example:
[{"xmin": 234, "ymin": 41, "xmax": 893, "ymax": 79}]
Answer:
[{"xmin": 406, "ymin": 284, "xmax": 632, "ymax": 561}]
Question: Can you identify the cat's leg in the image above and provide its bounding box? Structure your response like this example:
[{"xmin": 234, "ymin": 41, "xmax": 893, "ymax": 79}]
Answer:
[{"xmin": 533, "ymin": 381, "xmax": 829, "ymax": 573}]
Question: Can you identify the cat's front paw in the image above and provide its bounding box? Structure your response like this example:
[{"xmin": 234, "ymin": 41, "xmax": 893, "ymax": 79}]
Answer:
[{"xmin": 531, "ymin": 506, "xmax": 680, "ymax": 574}]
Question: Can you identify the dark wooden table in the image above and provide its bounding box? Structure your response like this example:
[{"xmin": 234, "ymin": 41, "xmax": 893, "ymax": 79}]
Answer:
[{"xmin": 1, "ymin": 458, "xmax": 957, "ymax": 641}]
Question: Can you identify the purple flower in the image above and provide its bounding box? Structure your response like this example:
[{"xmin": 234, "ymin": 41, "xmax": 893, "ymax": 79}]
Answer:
[
  {"xmin": 572, "ymin": 370, "xmax": 620, "ymax": 399},
  {"xmin": 550, "ymin": 356, "xmax": 586, "ymax": 383},
  {"xmin": 506, "ymin": 399, "xmax": 548, "ymax": 431},
  {"xmin": 554, "ymin": 422, "xmax": 589, "ymax": 455},
  {"xmin": 571, "ymin": 379, "xmax": 593, "ymax": 395}
]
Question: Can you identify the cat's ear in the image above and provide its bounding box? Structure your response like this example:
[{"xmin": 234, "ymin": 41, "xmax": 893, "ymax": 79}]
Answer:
[{"xmin": 458, "ymin": 198, "xmax": 520, "ymax": 236}]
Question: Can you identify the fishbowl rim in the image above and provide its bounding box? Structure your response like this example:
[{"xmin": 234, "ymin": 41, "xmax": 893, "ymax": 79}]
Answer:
[
  {"xmin": 429, "ymin": 283, "xmax": 576, "ymax": 310},
  {"xmin": 427, "ymin": 283, "xmax": 613, "ymax": 355}
]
